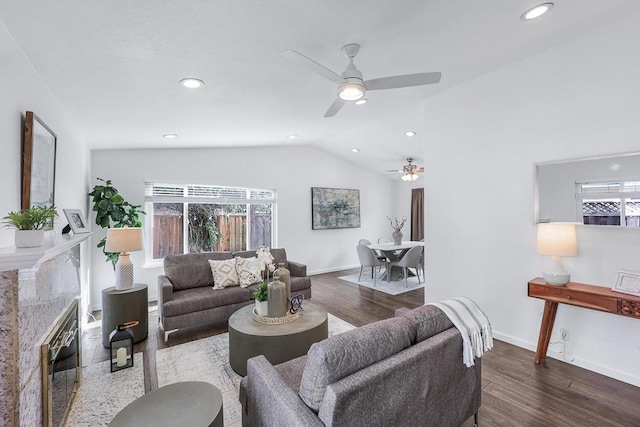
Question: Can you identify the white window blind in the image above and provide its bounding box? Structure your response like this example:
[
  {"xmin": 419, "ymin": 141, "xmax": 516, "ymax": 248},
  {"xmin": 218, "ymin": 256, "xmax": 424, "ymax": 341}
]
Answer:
[{"xmin": 145, "ymin": 182, "xmax": 276, "ymax": 203}]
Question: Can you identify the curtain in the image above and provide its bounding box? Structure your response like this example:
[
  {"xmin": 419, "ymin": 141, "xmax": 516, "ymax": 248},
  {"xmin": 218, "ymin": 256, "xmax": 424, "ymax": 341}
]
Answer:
[{"xmin": 411, "ymin": 188, "xmax": 424, "ymax": 241}]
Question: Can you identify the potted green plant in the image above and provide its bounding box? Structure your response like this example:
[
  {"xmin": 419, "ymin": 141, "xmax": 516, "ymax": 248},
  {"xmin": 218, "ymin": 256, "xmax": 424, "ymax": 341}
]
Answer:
[
  {"xmin": 252, "ymin": 282, "xmax": 269, "ymax": 316},
  {"xmin": 2, "ymin": 205, "xmax": 58, "ymax": 248},
  {"xmin": 88, "ymin": 178, "xmax": 145, "ymax": 264}
]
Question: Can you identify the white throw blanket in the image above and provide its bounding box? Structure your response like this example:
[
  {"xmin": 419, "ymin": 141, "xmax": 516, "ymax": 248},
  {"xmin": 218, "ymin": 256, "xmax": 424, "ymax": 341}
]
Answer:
[{"xmin": 427, "ymin": 297, "xmax": 493, "ymax": 367}]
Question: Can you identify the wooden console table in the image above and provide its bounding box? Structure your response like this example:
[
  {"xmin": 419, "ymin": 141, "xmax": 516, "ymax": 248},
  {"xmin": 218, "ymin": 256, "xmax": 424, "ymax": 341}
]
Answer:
[{"xmin": 528, "ymin": 277, "xmax": 640, "ymax": 363}]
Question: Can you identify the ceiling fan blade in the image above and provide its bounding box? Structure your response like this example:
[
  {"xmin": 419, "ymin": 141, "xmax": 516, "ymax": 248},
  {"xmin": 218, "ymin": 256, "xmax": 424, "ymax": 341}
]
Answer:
[
  {"xmin": 386, "ymin": 169, "xmax": 403, "ymax": 173},
  {"xmin": 324, "ymin": 98, "xmax": 345, "ymax": 117},
  {"xmin": 365, "ymin": 72, "xmax": 442, "ymax": 91},
  {"xmin": 282, "ymin": 50, "xmax": 344, "ymax": 84}
]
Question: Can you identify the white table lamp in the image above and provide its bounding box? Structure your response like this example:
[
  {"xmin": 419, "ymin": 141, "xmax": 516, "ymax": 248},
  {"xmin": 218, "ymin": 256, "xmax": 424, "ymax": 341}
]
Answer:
[
  {"xmin": 536, "ymin": 223, "xmax": 578, "ymax": 286},
  {"xmin": 105, "ymin": 227, "xmax": 144, "ymax": 290}
]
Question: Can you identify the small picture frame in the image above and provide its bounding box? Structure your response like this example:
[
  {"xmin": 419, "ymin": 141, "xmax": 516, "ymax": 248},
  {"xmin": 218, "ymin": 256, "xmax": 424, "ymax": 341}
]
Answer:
[
  {"xmin": 612, "ymin": 270, "xmax": 640, "ymax": 296},
  {"xmin": 63, "ymin": 209, "xmax": 90, "ymax": 234}
]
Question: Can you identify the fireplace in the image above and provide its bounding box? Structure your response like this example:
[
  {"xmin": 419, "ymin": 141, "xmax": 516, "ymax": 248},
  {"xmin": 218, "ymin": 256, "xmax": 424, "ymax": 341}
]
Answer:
[{"xmin": 41, "ymin": 299, "xmax": 81, "ymax": 427}]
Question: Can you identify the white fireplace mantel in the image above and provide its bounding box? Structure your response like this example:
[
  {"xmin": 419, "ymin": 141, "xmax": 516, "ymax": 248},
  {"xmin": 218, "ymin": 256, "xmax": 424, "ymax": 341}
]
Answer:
[{"xmin": 0, "ymin": 232, "xmax": 91, "ymax": 272}]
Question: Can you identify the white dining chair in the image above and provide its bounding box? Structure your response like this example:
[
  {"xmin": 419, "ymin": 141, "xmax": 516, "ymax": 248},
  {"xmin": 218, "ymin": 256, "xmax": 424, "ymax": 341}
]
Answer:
[
  {"xmin": 356, "ymin": 244, "xmax": 387, "ymax": 286},
  {"xmin": 359, "ymin": 238, "xmax": 387, "ymax": 264},
  {"xmin": 387, "ymin": 245, "xmax": 423, "ymax": 287}
]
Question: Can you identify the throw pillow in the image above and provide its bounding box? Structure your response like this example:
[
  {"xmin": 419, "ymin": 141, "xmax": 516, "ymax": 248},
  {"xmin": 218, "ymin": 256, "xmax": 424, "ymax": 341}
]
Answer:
[
  {"xmin": 209, "ymin": 258, "xmax": 239, "ymax": 289},
  {"xmin": 235, "ymin": 256, "xmax": 262, "ymax": 288}
]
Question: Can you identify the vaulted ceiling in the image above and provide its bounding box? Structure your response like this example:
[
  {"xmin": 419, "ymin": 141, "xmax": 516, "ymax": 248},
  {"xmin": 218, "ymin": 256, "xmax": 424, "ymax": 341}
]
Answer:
[{"xmin": 2, "ymin": 0, "xmax": 639, "ymax": 176}]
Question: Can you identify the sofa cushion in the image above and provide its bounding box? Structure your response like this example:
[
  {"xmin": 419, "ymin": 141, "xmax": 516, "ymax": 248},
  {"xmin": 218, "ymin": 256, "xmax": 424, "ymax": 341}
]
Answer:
[
  {"xmin": 210, "ymin": 258, "xmax": 240, "ymax": 289},
  {"xmin": 299, "ymin": 316, "xmax": 415, "ymax": 412},
  {"xmin": 162, "ymin": 286, "xmax": 252, "ymax": 317},
  {"xmin": 403, "ymin": 305, "xmax": 454, "ymax": 343},
  {"xmin": 164, "ymin": 252, "xmax": 233, "ymax": 291},
  {"xmin": 235, "ymin": 256, "xmax": 262, "ymax": 287},
  {"xmin": 234, "ymin": 248, "xmax": 288, "ymax": 270}
]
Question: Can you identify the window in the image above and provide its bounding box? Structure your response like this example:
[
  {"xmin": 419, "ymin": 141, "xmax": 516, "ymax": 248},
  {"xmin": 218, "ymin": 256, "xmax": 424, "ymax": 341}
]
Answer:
[
  {"xmin": 577, "ymin": 181, "xmax": 640, "ymax": 227},
  {"xmin": 145, "ymin": 183, "xmax": 276, "ymax": 263}
]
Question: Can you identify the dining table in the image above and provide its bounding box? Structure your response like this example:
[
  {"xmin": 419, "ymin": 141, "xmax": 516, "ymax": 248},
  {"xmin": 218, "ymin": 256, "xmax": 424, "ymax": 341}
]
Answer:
[{"xmin": 366, "ymin": 241, "xmax": 424, "ymax": 282}]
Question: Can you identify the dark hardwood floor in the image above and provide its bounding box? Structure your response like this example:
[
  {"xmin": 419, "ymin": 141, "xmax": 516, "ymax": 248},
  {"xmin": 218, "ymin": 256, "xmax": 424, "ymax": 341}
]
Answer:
[{"xmin": 83, "ymin": 268, "xmax": 640, "ymax": 426}]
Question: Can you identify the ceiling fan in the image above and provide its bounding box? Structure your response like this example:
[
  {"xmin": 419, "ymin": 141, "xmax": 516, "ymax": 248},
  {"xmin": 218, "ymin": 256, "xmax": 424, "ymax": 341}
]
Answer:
[
  {"xmin": 387, "ymin": 158, "xmax": 424, "ymax": 181},
  {"xmin": 282, "ymin": 43, "xmax": 442, "ymax": 117}
]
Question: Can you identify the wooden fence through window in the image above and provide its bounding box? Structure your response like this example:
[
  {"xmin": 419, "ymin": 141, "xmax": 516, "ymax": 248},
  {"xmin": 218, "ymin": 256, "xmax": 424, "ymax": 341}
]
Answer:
[{"xmin": 153, "ymin": 211, "xmax": 272, "ymax": 257}]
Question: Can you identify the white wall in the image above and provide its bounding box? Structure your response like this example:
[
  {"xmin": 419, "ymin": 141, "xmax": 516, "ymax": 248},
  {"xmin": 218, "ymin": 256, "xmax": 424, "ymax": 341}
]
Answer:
[
  {"xmin": 421, "ymin": 13, "xmax": 640, "ymax": 386},
  {"xmin": 0, "ymin": 21, "xmax": 91, "ymax": 316},
  {"xmin": 90, "ymin": 145, "xmax": 395, "ymax": 309}
]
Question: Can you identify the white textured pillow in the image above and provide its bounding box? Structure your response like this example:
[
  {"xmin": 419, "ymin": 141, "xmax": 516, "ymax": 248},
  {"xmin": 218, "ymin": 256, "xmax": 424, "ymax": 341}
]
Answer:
[
  {"xmin": 209, "ymin": 258, "xmax": 239, "ymax": 289},
  {"xmin": 235, "ymin": 256, "xmax": 262, "ymax": 288}
]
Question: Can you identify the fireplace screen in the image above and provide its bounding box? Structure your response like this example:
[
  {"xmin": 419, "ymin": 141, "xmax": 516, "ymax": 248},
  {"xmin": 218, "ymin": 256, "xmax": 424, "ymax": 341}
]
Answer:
[{"xmin": 41, "ymin": 299, "xmax": 80, "ymax": 427}]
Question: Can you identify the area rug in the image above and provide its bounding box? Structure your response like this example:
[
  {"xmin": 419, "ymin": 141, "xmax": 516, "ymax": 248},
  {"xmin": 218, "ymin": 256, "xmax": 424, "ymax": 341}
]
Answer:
[
  {"xmin": 338, "ymin": 272, "xmax": 425, "ymax": 295},
  {"xmin": 65, "ymin": 353, "xmax": 144, "ymax": 427},
  {"xmin": 155, "ymin": 313, "xmax": 355, "ymax": 427}
]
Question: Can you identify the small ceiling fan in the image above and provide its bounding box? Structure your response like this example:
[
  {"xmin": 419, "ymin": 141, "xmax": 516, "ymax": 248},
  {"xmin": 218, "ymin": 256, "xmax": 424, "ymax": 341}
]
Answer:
[
  {"xmin": 387, "ymin": 158, "xmax": 424, "ymax": 181},
  {"xmin": 282, "ymin": 43, "xmax": 441, "ymax": 117}
]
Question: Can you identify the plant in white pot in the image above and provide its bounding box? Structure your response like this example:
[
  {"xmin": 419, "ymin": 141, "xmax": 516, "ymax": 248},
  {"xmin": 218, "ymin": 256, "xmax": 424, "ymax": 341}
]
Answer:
[
  {"xmin": 252, "ymin": 282, "xmax": 269, "ymax": 316},
  {"xmin": 2, "ymin": 205, "xmax": 58, "ymax": 248}
]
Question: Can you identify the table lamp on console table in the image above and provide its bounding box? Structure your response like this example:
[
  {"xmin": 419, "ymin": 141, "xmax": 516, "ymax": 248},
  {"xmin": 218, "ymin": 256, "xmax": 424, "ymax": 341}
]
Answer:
[
  {"xmin": 105, "ymin": 226, "xmax": 144, "ymax": 290},
  {"xmin": 536, "ymin": 222, "xmax": 578, "ymax": 286}
]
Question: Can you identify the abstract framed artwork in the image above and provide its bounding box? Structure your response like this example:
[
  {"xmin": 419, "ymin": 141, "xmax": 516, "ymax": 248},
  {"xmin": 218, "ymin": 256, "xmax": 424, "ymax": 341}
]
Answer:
[
  {"xmin": 22, "ymin": 111, "xmax": 57, "ymax": 210},
  {"xmin": 311, "ymin": 187, "xmax": 360, "ymax": 230}
]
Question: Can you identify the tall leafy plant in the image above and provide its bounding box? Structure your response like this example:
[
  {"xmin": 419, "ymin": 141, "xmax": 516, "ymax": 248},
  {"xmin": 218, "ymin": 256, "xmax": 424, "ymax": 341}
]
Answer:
[
  {"xmin": 187, "ymin": 204, "xmax": 221, "ymax": 253},
  {"xmin": 89, "ymin": 178, "xmax": 145, "ymax": 264}
]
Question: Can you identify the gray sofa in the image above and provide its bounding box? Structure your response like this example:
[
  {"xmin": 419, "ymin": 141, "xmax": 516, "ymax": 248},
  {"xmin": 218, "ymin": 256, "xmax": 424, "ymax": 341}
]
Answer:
[
  {"xmin": 240, "ymin": 304, "xmax": 481, "ymax": 427},
  {"xmin": 158, "ymin": 248, "xmax": 311, "ymax": 341}
]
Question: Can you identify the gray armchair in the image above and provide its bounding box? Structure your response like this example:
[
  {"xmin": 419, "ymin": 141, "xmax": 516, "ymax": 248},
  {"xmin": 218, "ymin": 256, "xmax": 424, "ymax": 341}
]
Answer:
[{"xmin": 240, "ymin": 304, "xmax": 481, "ymax": 426}]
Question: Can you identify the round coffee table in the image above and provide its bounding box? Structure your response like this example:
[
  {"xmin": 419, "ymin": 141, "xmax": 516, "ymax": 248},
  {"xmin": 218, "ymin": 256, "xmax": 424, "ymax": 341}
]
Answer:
[
  {"xmin": 108, "ymin": 381, "xmax": 223, "ymax": 427},
  {"xmin": 228, "ymin": 302, "xmax": 328, "ymax": 376}
]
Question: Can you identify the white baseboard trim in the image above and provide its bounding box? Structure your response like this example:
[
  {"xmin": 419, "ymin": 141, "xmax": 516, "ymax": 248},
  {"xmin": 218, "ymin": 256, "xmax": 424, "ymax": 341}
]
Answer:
[
  {"xmin": 308, "ymin": 264, "xmax": 359, "ymax": 275},
  {"xmin": 493, "ymin": 330, "xmax": 640, "ymax": 387}
]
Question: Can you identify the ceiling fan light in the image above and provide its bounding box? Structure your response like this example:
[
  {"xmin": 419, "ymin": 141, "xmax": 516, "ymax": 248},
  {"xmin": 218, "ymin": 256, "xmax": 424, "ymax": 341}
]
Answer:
[
  {"xmin": 355, "ymin": 98, "xmax": 368, "ymax": 105},
  {"xmin": 402, "ymin": 173, "xmax": 420, "ymax": 182},
  {"xmin": 339, "ymin": 83, "xmax": 365, "ymax": 101}
]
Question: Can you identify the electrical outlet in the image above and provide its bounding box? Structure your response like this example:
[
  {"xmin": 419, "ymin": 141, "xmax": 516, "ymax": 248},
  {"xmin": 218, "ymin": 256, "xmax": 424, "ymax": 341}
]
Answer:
[{"xmin": 561, "ymin": 328, "xmax": 569, "ymax": 341}]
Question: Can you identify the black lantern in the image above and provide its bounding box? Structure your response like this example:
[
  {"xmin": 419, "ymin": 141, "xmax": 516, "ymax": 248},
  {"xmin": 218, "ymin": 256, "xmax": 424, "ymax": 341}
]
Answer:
[{"xmin": 109, "ymin": 321, "xmax": 137, "ymax": 372}]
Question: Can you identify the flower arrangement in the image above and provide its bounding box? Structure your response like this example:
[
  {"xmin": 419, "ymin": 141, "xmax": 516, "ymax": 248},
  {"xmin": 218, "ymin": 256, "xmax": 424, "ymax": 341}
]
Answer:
[
  {"xmin": 256, "ymin": 246, "xmax": 275, "ymax": 284},
  {"xmin": 387, "ymin": 216, "xmax": 407, "ymax": 232}
]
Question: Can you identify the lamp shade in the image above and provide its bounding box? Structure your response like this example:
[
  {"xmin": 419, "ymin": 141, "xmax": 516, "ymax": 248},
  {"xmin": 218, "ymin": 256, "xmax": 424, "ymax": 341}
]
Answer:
[
  {"xmin": 536, "ymin": 223, "xmax": 577, "ymax": 257},
  {"xmin": 105, "ymin": 227, "xmax": 143, "ymax": 253}
]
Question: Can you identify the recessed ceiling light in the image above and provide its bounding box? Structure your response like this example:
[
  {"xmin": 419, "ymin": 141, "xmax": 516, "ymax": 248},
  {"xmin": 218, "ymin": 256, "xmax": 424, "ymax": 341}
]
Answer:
[
  {"xmin": 355, "ymin": 99, "xmax": 368, "ymax": 105},
  {"xmin": 521, "ymin": 3, "xmax": 553, "ymax": 21},
  {"xmin": 163, "ymin": 134, "xmax": 178, "ymax": 139},
  {"xmin": 288, "ymin": 135, "xmax": 298, "ymax": 139},
  {"xmin": 351, "ymin": 148, "xmax": 360, "ymax": 153},
  {"xmin": 405, "ymin": 131, "xmax": 416, "ymax": 137},
  {"xmin": 179, "ymin": 78, "xmax": 204, "ymax": 88}
]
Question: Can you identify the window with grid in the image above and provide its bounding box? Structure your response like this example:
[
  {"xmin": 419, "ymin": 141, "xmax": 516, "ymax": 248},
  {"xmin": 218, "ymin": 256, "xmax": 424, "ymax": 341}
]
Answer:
[
  {"xmin": 577, "ymin": 180, "xmax": 640, "ymax": 227},
  {"xmin": 145, "ymin": 182, "xmax": 276, "ymax": 261}
]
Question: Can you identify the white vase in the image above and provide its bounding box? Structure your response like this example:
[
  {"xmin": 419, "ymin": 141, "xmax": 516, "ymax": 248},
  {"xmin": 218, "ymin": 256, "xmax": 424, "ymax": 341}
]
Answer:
[
  {"xmin": 15, "ymin": 229, "xmax": 45, "ymax": 248},
  {"xmin": 255, "ymin": 300, "xmax": 268, "ymax": 316}
]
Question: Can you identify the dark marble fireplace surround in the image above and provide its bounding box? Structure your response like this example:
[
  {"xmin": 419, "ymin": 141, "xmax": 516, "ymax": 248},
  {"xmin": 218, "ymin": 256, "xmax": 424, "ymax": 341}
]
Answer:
[{"xmin": 0, "ymin": 234, "xmax": 89, "ymax": 427}]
